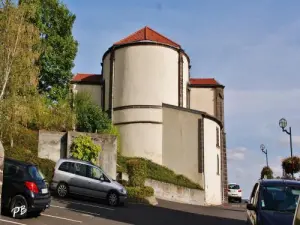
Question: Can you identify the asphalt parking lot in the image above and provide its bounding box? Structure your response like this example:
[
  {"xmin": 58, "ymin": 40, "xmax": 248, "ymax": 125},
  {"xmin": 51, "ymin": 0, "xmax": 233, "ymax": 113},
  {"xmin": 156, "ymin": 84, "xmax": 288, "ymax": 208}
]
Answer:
[{"xmin": 0, "ymin": 197, "xmax": 247, "ymax": 225}]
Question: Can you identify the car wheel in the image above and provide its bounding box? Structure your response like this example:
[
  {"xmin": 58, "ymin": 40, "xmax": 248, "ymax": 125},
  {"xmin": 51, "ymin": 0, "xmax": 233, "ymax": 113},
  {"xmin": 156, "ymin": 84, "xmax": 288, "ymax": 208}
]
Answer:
[
  {"xmin": 239, "ymin": 198, "xmax": 242, "ymax": 203},
  {"xmin": 107, "ymin": 191, "xmax": 119, "ymax": 207},
  {"xmin": 57, "ymin": 182, "xmax": 69, "ymax": 198},
  {"xmin": 9, "ymin": 195, "xmax": 28, "ymax": 219}
]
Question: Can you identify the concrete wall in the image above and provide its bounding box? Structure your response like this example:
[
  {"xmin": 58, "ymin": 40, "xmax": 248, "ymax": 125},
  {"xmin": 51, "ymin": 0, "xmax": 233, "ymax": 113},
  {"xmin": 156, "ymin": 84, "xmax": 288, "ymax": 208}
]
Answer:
[
  {"xmin": 190, "ymin": 88, "xmax": 215, "ymax": 116},
  {"xmin": 38, "ymin": 131, "xmax": 117, "ymax": 179},
  {"xmin": 162, "ymin": 104, "xmax": 204, "ymax": 186},
  {"xmin": 145, "ymin": 179, "xmax": 205, "ymax": 206},
  {"xmin": 38, "ymin": 130, "xmax": 67, "ymax": 161},
  {"xmin": 203, "ymin": 118, "xmax": 222, "ymax": 205}
]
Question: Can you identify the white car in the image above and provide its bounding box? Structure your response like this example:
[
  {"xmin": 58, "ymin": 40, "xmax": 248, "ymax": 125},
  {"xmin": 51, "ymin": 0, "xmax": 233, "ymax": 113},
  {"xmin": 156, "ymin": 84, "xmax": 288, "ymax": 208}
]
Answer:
[{"xmin": 228, "ymin": 183, "xmax": 242, "ymax": 203}]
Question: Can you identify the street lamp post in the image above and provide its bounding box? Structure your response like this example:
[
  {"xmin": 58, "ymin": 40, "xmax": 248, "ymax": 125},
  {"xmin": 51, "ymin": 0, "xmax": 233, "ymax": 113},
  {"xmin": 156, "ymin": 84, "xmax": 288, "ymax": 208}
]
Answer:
[
  {"xmin": 279, "ymin": 118, "xmax": 294, "ymax": 179},
  {"xmin": 260, "ymin": 144, "xmax": 269, "ymax": 168}
]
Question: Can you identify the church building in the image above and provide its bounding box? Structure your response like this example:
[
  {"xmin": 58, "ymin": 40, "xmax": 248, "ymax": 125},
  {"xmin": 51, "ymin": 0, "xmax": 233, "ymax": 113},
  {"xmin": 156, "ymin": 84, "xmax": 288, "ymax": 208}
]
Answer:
[{"xmin": 71, "ymin": 26, "xmax": 228, "ymax": 205}]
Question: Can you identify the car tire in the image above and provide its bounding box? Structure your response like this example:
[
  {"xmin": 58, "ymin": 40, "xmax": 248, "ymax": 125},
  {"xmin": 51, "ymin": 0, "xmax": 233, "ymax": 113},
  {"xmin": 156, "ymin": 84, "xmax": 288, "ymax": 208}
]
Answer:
[
  {"xmin": 56, "ymin": 182, "xmax": 69, "ymax": 198},
  {"xmin": 9, "ymin": 195, "xmax": 28, "ymax": 219},
  {"xmin": 107, "ymin": 191, "xmax": 119, "ymax": 207},
  {"xmin": 238, "ymin": 198, "xmax": 242, "ymax": 203}
]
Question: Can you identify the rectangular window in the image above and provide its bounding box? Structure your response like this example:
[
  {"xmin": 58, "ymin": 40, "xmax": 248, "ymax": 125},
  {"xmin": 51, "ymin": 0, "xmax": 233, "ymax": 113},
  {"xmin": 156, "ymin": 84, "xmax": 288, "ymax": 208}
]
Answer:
[
  {"xmin": 187, "ymin": 88, "xmax": 191, "ymax": 109},
  {"xmin": 216, "ymin": 127, "xmax": 220, "ymax": 147},
  {"xmin": 58, "ymin": 162, "xmax": 75, "ymax": 174},
  {"xmin": 217, "ymin": 154, "xmax": 220, "ymax": 175},
  {"xmin": 74, "ymin": 163, "xmax": 88, "ymax": 177}
]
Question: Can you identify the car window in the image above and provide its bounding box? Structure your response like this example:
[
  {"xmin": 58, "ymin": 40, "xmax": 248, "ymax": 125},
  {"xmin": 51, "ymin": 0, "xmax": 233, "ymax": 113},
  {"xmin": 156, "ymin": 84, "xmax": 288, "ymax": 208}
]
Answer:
[
  {"xmin": 87, "ymin": 166, "xmax": 104, "ymax": 180},
  {"xmin": 4, "ymin": 162, "xmax": 24, "ymax": 179},
  {"xmin": 228, "ymin": 184, "xmax": 240, "ymax": 189},
  {"xmin": 249, "ymin": 183, "xmax": 259, "ymax": 204},
  {"xmin": 28, "ymin": 166, "xmax": 45, "ymax": 181},
  {"xmin": 260, "ymin": 185, "xmax": 300, "ymax": 212},
  {"xmin": 58, "ymin": 162, "xmax": 75, "ymax": 173},
  {"xmin": 74, "ymin": 163, "xmax": 88, "ymax": 177}
]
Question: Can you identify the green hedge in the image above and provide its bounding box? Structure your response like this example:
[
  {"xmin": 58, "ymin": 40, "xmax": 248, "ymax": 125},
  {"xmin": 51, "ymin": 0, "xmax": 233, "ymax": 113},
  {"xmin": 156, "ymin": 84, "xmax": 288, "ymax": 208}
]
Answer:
[
  {"xmin": 118, "ymin": 155, "xmax": 202, "ymax": 190},
  {"xmin": 5, "ymin": 147, "xmax": 55, "ymax": 182},
  {"xmin": 127, "ymin": 159, "xmax": 147, "ymax": 187},
  {"xmin": 126, "ymin": 186, "xmax": 154, "ymax": 199}
]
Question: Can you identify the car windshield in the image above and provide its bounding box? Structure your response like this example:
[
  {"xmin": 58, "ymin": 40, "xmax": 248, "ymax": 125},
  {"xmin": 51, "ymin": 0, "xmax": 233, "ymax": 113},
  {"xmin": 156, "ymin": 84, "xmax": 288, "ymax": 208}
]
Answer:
[
  {"xmin": 28, "ymin": 166, "xmax": 45, "ymax": 181},
  {"xmin": 229, "ymin": 184, "xmax": 240, "ymax": 189},
  {"xmin": 260, "ymin": 185, "xmax": 300, "ymax": 213}
]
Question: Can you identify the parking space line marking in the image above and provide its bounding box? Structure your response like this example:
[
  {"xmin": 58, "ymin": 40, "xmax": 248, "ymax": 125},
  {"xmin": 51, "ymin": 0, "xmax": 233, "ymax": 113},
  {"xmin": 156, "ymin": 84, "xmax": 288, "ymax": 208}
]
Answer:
[
  {"xmin": 0, "ymin": 218, "xmax": 27, "ymax": 225},
  {"xmin": 53, "ymin": 200, "xmax": 114, "ymax": 211},
  {"xmin": 50, "ymin": 205, "xmax": 102, "ymax": 217},
  {"xmin": 41, "ymin": 213, "xmax": 82, "ymax": 223}
]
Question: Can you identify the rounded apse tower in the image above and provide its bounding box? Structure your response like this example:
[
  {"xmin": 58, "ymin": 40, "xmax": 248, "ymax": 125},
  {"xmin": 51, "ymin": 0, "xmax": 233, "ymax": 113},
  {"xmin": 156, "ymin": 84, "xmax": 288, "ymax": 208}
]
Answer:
[{"xmin": 102, "ymin": 26, "xmax": 190, "ymax": 164}]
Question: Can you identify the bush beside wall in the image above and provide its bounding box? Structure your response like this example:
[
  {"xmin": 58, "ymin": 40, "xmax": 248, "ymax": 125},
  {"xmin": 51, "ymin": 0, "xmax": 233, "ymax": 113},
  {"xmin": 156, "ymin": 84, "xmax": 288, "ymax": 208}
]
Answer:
[{"xmin": 118, "ymin": 155, "xmax": 202, "ymax": 190}]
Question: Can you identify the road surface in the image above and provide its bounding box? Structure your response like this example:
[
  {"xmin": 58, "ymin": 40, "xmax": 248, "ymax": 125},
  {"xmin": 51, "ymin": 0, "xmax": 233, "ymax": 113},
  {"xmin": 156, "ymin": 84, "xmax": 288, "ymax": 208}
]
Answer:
[{"xmin": 0, "ymin": 197, "xmax": 247, "ymax": 225}]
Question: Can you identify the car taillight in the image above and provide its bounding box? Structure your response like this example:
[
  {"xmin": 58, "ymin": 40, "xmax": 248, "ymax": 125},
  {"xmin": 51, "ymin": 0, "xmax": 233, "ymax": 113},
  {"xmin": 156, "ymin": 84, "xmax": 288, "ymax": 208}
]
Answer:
[
  {"xmin": 238, "ymin": 189, "xmax": 242, "ymax": 192},
  {"xmin": 25, "ymin": 181, "xmax": 39, "ymax": 193}
]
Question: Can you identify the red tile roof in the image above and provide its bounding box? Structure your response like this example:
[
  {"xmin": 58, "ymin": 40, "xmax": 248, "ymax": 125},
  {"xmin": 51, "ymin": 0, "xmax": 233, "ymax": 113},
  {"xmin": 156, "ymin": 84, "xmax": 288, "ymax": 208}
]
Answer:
[
  {"xmin": 114, "ymin": 26, "xmax": 181, "ymax": 48},
  {"xmin": 72, "ymin": 73, "xmax": 102, "ymax": 84},
  {"xmin": 189, "ymin": 78, "xmax": 224, "ymax": 87}
]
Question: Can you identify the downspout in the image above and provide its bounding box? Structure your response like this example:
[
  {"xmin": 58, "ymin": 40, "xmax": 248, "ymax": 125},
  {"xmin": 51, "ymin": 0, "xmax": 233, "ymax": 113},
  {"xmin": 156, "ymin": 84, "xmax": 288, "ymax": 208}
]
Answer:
[
  {"xmin": 178, "ymin": 49, "xmax": 183, "ymax": 107},
  {"xmin": 109, "ymin": 48, "xmax": 115, "ymax": 121}
]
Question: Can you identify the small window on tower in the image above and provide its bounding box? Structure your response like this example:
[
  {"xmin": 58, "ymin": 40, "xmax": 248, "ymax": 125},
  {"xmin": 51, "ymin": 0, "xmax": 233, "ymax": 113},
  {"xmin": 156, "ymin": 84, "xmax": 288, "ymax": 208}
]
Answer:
[{"xmin": 217, "ymin": 154, "xmax": 220, "ymax": 175}]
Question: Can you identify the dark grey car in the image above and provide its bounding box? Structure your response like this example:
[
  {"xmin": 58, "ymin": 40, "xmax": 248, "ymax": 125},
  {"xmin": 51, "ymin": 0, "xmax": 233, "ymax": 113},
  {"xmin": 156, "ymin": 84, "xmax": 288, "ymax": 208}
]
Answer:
[{"xmin": 50, "ymin": 158, "xmax": 127, "ymax": 206}]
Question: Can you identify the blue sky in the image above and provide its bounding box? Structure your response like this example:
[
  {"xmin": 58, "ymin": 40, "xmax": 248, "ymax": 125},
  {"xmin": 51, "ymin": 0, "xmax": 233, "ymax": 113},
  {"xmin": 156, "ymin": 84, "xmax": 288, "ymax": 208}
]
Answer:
[{"xmin": 62, "ymin": 0, "xmax": 300, "ymax": 197}]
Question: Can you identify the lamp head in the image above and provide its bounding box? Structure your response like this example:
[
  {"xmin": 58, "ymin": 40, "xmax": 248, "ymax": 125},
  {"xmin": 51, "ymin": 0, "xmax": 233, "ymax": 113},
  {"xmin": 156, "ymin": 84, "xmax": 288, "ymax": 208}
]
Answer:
[
  {"xmin": 260, "ymin": 144, "xmax": 265, "ymax": 151},
  {"xmin": 279, "ymin": 118, "xmax": 287, "ymax": 129}
]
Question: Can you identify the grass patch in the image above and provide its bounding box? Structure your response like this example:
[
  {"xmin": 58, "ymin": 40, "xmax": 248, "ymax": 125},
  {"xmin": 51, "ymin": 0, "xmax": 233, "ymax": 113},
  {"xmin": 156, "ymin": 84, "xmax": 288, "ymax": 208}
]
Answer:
[
  {"xmin": 117, "ymin": 155, "xmax": 202, "ymax": 190},
  {"xmin": 3, "ymin": 128, "xmax": 55, "ymax": 182}
]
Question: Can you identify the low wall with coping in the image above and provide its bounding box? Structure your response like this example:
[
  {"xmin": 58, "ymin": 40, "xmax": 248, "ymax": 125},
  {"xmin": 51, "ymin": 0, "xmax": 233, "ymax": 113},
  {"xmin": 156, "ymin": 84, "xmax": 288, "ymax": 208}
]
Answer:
[
  {"xmin": 145, "ymin": 179, "xmax": 205, "ymax": 206},
  {"xmin": 119, "ymin": 172, "xmax": 205, "ymax": 206}
]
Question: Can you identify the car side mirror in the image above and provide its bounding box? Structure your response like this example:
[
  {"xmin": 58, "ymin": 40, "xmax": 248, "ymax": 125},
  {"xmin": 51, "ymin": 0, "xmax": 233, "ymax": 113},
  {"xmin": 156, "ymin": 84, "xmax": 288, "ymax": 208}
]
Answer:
[
  {"xmin": 247, "ymin": 203, "xmax": 256, "ymax": 211},
  {"xmin": 99, "ymin": 176, "xmax": 104, "ymax": 182}
]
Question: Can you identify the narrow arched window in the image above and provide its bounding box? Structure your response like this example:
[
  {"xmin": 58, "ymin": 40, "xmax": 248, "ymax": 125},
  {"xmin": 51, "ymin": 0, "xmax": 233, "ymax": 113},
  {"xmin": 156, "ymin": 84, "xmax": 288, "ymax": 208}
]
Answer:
[{"xmin": 217, "ymin": 154, "xmax": 220, "ymax": 175}]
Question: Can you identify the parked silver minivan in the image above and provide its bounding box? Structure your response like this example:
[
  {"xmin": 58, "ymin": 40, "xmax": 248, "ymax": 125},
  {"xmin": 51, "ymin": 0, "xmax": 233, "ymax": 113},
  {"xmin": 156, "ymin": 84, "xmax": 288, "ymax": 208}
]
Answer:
[{"xmin": 50, "ymin": 158, "xmax": 127, "ymax": 206}]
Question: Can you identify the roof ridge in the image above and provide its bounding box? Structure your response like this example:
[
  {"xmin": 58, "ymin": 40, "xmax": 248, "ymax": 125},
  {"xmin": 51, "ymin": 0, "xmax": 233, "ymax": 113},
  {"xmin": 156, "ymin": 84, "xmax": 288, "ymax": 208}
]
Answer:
[
  {"xmin": 114, "ymin": 27, "xmax": 145, "ymax": 45},
  {"xmin": 146, "ymin": 26, "xmax": 180, "ymax": 47}
]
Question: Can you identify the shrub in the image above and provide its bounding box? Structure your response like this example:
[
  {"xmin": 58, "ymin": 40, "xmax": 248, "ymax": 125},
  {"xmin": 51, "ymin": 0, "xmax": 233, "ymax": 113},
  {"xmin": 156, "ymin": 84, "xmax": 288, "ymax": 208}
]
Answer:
[
  {"xmin": 282, "ymin": 156, "xmax": 300, "ymax": 175},
  {"xmin": 118, "ymin": 155, "xmax": 202, "ymax": 190},
  {"xmin": 126, "ymin": 186, "xmax": 154, "ymax": 199},
  {"xmin": 5, "ymin": 147, "xmax": 55, "ymax": 183},
  {"xmin": 127, "ymin": 159, "xmax": 147, "ymax": 187},
  {"xmin": 260, "ymin": 166, "xmax": 273, "ymax": 179},
  {"xmin": 74, "ymin": 92, "xmax": 111, "ymax": 133},
  {"xmin": 70, "ymin": 135, "xmax": 101, "ymax": 164}
]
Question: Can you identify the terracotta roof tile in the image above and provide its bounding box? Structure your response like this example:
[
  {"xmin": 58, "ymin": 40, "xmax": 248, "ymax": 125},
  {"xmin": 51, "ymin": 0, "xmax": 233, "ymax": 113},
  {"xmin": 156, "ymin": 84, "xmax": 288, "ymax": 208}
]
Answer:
[
  {"xmin": 72, "ymin": 73, "xmax": 102, "ymax": 84},
  {"xmin": 189, "ymin": 78, "xmax": 223, "ymax": 86},
  {"xmin": 114, "ymin": 26, "xmax": 181, "ymax": 48}
]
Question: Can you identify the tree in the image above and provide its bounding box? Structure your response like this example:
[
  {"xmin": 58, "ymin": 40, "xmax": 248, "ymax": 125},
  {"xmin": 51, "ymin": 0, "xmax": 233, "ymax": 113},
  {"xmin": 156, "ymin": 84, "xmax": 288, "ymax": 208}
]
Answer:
[
  {"xmin": 282, "ymin": 156, "xmax": 300, "ymax": 175},
  {"xmin": 0, "ymin": 0, "xmax": 40, "ymax": 147},
  {"xmin": 261, "ymin": 166, "xmax": 273, "ymax": 179},
  {"xmin": 21, "ymin": 0, "xmax": 78, "ymax": 100},
  {"xmin": 70, "ymin": 135, "xmax": 101, "ymax": 164},
  {"xmin": 74, "ymin": 92, "xmax": 112, "ymax": 133}
]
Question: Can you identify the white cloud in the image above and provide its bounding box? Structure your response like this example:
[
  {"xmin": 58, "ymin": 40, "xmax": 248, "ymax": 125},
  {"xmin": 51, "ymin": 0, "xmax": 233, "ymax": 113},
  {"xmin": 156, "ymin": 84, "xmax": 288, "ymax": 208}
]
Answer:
[{"xmin": 227, "ymin": 147, "xmax": 247, "ymax": 160}]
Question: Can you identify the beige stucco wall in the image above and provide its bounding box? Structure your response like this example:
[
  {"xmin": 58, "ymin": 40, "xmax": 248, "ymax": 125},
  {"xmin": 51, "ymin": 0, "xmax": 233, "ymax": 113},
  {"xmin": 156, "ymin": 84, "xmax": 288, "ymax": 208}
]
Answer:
[
  {"xmin": 101, "ymin": 45, "xmax": 183, "ymax": 164},
  {"xmin": 72, "ymin": 84, "xmax": 102, "ymax": 107},
  {"xmin": 190, "ymin": 88, "xmax": 215, "ymax": 116},
  {"xmin": 203, "ymin": 118, "xmax": 222, "ymax": 205},
  {"xmin": 113, "ymin": 108, "xmax": 162, "ymax": 124},
  {"xmin": 162, "ymin": 106, "xmax": 204, "ymax": 186},
  {"xmin": 107, "ymin": 45, "xmax": 179, "ymax": 106},
  {"xmin": 117, "ymin": 123, "xmax": 163, "ymax": 164}
]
